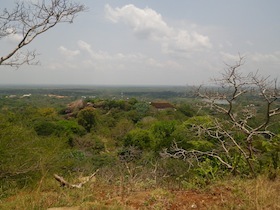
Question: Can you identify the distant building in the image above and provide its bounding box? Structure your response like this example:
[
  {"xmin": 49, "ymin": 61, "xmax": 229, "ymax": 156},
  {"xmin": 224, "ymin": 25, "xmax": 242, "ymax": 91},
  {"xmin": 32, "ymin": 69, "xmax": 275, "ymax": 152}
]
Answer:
[
  {"xmin": 20, "ymin": 94, "xmax": 31, "ymax": 98},
  {"xmin": 47, "ymin": 94, "xmax": 67, "ymax": 99},
  {"xmin": 7, "ymin": 95, "xmax": 17, "ymax": 98},
  {"xmin": 150, "ymin": 102, "xmax": 176, "ymax": 111}
]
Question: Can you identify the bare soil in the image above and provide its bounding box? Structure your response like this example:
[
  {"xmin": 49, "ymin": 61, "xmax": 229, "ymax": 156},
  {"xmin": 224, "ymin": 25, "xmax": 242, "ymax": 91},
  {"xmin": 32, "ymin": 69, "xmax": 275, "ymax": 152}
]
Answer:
[{"xmin": 89, "ymin": 184, "xmax": 240, "ymax": 209}]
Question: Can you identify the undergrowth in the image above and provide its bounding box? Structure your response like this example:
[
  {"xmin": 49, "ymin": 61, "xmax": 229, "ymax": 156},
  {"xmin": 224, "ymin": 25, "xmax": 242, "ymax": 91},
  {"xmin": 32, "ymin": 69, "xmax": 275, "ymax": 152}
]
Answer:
[{"xmin": 0, "ymin": 172, "xmax": 279, "ymax": 210}]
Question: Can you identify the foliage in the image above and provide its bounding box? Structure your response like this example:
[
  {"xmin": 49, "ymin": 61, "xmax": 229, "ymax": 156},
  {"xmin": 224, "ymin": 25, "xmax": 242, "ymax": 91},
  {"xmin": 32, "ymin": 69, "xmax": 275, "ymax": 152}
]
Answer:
[
  {"xmin": 56, "ymin": 120, "xmax": 86, "ymax": 136},
  {"xmin": 77, "ymin": 107, "xmax": 97, "ymax": 132},
  {"xmin": 72, "ymin": 133, "xmax": 105, "ymax": 155},
  {"xmin": 162, "ymin": 57, "xmax": 280, "ymax": 176},
  {"xmin": 111, "ymin": 118, "xmax": 134, "ymax": 141},
  {"xmin": 0, "ymin": 81, "xmax": 279, "ymax": 204},
  {"xmin": 34, "ymin": 120, "xmax": 62, "ymax": 136},
  {"xmin": 33, "ymin": 119, "xmax": 85, "ymax": 136},
  {"xmin": 150, "ymin": 120, "xmax": 177, "ymax": 151},
  {"xmin": 123, "ymin": 128, "xmax": 152, "ymax": 150},
  {"xmin": 128, "ymin": 101, "xmax": 150, "ymax": 122},
  {"xmin": 177, "ymin": 103, "xmax": 195, "ymax": 117},
  {"xmin": 171, "ymin": 116, "xmax": 215, "ymax": 151},
  {"xmin": 0, "ymin": 119, "xmax": 72, "ymax": 191}
]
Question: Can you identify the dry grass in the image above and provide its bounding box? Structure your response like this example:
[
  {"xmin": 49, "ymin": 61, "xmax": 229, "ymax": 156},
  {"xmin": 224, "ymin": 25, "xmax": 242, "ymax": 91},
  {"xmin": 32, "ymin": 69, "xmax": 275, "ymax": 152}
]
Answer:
[
  {"xmin": 207, "ymin": 174, "xmax": 280, "ymax": 210},
  {"xmin": 233, "ymin": 175, "xmax": 280, "ymax": 210},
  {"xmin": 0, "ymin": 174, "xmax": 279, "ymax": 210}
]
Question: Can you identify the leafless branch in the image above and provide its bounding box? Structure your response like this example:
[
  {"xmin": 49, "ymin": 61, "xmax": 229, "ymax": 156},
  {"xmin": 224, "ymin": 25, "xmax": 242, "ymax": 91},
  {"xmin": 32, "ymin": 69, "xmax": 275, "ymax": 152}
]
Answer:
[
  {"xmin": 0, "ymin": 0, "xmax": 87, "ymax": 67},
  {"xmin": 195, "ymin": 55, "xmax": 280, "ymax": 175},
  {"xmin": 161, "ymin": 141, "xmax": 234, "ymax": 170}
]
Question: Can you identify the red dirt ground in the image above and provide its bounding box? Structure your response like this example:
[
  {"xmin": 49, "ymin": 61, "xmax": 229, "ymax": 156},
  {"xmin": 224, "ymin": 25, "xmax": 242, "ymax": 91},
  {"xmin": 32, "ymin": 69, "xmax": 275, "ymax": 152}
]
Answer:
[{"xmin": 94, "ymin": 185, "xmax": 239, "ymax": 209}]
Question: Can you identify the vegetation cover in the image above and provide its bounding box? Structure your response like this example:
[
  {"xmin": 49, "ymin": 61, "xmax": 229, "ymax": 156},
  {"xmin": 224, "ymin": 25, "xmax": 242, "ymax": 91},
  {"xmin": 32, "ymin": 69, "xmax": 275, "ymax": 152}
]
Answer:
[
  {"xmin": 0, "ymin": 0, "xmax": 279, "ymax": 207},
  {"xmin": 0, "ymin": 61, "xmax": 279, "ymax": 209}
]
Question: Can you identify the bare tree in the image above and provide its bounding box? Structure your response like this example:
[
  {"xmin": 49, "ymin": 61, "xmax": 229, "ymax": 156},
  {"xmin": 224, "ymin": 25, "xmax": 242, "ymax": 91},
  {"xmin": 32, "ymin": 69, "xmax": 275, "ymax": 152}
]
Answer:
[
  {"xmin": 0, "ymin": 0, "xmax": 86, "ymax": 67},
  {"xmin": 162, "ymin": 56, "xmax": 280, "ymax": 176}
]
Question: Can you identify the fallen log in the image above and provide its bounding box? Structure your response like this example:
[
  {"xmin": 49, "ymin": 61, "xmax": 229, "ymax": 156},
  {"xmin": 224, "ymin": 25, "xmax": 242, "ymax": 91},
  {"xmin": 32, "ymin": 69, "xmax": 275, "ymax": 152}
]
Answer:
[{"xmin": 54, "ymin": 169, "xmax": 99, "ymax": 188}]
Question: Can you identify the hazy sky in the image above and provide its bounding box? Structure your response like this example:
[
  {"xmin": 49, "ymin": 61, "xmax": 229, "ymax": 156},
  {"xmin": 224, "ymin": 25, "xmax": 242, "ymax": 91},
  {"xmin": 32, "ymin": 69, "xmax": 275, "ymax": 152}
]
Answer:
[{"xmin": 1, "ymin": 0, "xmax": 279, "ymax": 86}]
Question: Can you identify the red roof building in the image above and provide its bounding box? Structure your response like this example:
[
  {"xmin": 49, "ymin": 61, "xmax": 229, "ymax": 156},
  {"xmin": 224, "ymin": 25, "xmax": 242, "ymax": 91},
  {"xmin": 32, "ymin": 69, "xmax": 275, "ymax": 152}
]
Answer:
[{"xmin": 150, "ymin": 102, "xmax": 175, "ymax": 110}]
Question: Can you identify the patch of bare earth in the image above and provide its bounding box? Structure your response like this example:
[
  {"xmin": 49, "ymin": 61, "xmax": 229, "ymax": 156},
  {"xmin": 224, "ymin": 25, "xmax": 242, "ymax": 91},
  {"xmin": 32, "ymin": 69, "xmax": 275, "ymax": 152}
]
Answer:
[{"xmin": 94, "ymin": 186, "xmax": 236, "ymax": 209}]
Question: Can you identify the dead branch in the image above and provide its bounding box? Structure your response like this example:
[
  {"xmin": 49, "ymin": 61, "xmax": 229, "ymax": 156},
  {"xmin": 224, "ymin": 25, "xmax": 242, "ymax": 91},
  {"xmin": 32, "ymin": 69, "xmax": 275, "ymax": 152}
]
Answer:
[
  {"xmin": 195, "ymin": 56, "xmax": 280, "ymax": 175},
  {"xmin": 54, "ymin": 169, "xmax": 99, "ymax": 188},
  {"xmin": 161, "ymin": 141, "xmax": 234, "ymax": 170},
  {"xmin": 0, "ymin": 0, "xmax": 86, "ymax": 67}
]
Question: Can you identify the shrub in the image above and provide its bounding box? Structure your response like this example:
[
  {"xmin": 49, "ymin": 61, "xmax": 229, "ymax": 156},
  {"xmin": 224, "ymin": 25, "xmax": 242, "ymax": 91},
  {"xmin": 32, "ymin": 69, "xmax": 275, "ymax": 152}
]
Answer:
[
  {"xmin": 123, "ymin": 129, "xmax": 152, "ymax": 150},
  {"xmin": 34, "ymin": 120, "xmax": 61, "ymax": 136},
  {"xmin": 77, "ymin": 107, "xmax": 97, "ymax": 132}
]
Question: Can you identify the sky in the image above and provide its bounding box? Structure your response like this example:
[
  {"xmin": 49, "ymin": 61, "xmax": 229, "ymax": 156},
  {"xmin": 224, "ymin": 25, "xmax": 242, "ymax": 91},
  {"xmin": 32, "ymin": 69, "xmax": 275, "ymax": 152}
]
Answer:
[{"xmin": 0, "ymin": 0, "xmax": 280, "ymax": 86}]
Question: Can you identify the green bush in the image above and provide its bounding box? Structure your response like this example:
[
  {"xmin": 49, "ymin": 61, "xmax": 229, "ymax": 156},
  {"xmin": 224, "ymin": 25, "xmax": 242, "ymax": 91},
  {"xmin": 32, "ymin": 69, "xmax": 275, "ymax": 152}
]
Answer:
[
  {"xmin": 72, "ymin": 134, "xmax": 105, "ymax": 155},
  {"xmin": 34, "ymin": 120, "xmax": 62, "ymax": 136},
  {"xmin": 0, "ymin": 122, "xmax": 72, "ymax": 192},
  {"xmin": 77, "ymin": 107, "xmax": 97, "ymax": 132},
  {"xmin": 124, "ymin": 128, "xmax": 152, "ymax": 150},
  {"xmin": 177, "ymin": 103, "xmax": 195, "ymax": 117},
  {"xmin": 91, "ymin": 153, "xmax": 117, "ymax": 169},
  {"xmin": 171, "ymin": 116, "xmax": 215, "ymax": 151},
  {"xmin": 150, "ymin": 120, "xmax": 177, "ymax": 151},
  {"xmin": 56, "ymin": 120, "xmax": 86, "ymax": 136}
]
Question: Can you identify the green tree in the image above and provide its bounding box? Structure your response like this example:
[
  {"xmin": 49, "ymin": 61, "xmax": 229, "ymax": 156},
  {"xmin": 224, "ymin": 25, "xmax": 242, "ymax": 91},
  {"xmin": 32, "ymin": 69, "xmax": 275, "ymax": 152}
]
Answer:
[
  {"xmin": 34, "ymin": 120, "xmax": 61, "ymax": 136},
  {"xmin": 172, "ymin": 116, "xmax": 215, "ymax": 151},
  {"xmin": 128, "ymin": 101, "xmax": 150, "ymax": 122},
  {"xmin": 177, "ymin": 103, "xmax": 195, "ymax": 117},
  {"xmin": 111, "ymin": 118, "xmax": 134, "ymax": 141},
  {"xmin": 150, "ymin": 120, "xmax": 177, "ymax": 151},
  {"xmin": 124, "ymin": 128, "xmax": 152, "ymax": 150},
  {"xmin": 77, "ymin": 107, "xmax": 97, "ymax": 132}
]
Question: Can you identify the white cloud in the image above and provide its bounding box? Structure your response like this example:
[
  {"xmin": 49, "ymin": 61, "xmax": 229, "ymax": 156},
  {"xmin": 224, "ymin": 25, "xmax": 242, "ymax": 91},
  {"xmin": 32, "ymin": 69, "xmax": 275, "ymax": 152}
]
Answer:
[
  {"xmin": 58, "ymin": 46, "xmax": 80, "ymax": 57},
  {"xmin": 105, "ymin": 4, "xmax": 169, "ymax": 39},
  {"xmin": 218, "ymin": 51, "xmax": 280, "ymax": 79},
  {"xmin": 77, "ymin": 40, "xmax": 93, "ymax": 54},
  {"xmin": 220, "ymin": 51, "xmax": 280, "ymax": 67},
  {"xmin": 250, "ymin": 51, "xmax": 280, "ymax": 64},
  {"xmin": 56, "ymin": 40, "xmax": 172, "ymax": 71},
  {"xmin": 245, "ymin": 40, "xmax": 254, "ymax": 46},
  {"xmin": 4, "ymin": 28, "xmax": 23, "ymax": 43},
  {"xmin": 105, "ymin": 4, "xmax": 212, "ymax": 56},
  {"xmin": 8, "ymin": 33, "xmax": 22, "ymax": 42},
  {"xmin": 249, "ymin": 51, "xmax": 280, "ymax": 76},
  {"xmin": 219, "ymin": 52, "xmax": 242, "ymax": 64}
]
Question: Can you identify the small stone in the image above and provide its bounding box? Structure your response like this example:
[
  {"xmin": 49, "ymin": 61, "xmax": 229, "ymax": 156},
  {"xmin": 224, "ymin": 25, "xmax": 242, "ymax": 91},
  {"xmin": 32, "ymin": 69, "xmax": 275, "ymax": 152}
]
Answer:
[{"xmin": 191, "ymin": 203, "xmax": 197, "ymax": 208}]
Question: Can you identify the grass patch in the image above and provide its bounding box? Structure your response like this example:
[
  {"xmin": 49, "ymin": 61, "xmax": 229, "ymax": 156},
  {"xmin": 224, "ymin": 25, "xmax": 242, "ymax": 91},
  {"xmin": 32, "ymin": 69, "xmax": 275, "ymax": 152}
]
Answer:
[{"xmin": 0, "ymin": 174, "xmax": 279, "ymax": 210}]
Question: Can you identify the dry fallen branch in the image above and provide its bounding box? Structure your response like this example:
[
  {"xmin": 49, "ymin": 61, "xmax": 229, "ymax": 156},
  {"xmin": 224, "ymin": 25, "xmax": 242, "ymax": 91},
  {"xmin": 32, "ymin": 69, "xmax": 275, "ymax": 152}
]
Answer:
[{"xmin": 54, "ymin": 169, "xmax": 99, "ymax": 188}]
